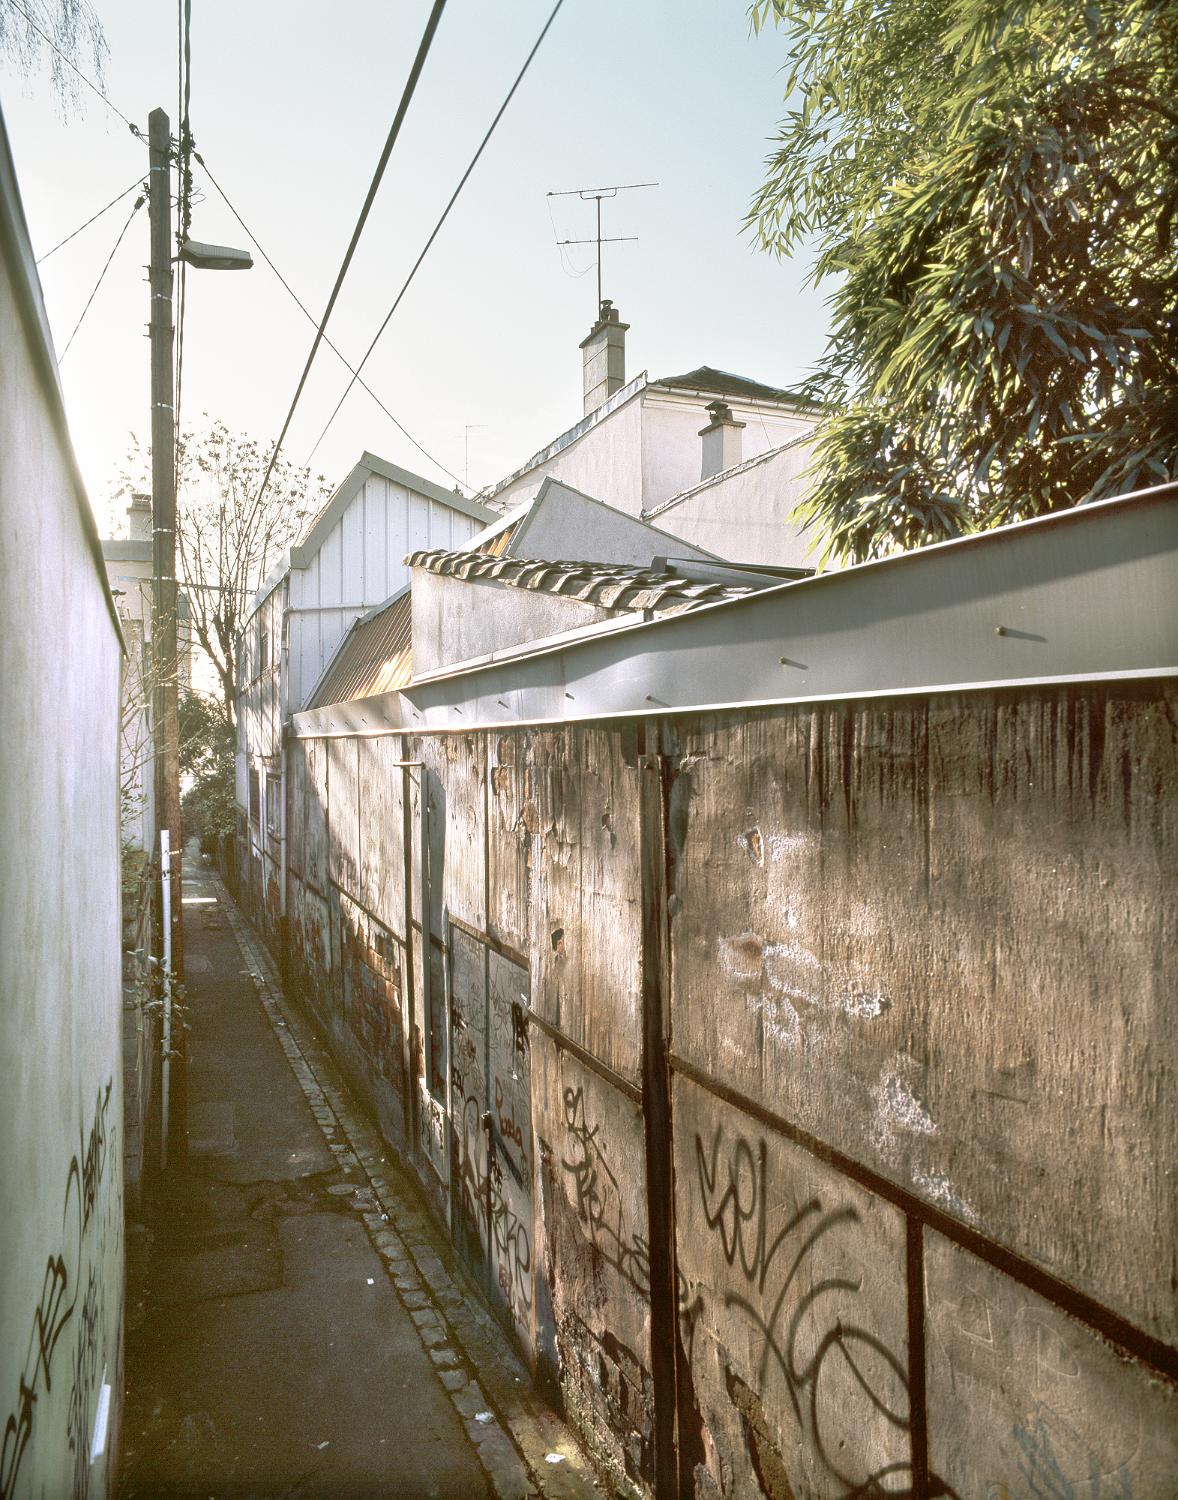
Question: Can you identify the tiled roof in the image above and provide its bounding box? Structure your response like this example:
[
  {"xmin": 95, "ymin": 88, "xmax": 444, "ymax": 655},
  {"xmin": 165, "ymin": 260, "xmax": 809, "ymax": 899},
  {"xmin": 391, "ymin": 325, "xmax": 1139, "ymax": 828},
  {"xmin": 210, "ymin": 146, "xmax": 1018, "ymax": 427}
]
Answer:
[
  {"xmin": 654, "ymin": 365, "xmax": 815, "ymax": 406},
  {"xmin": 478, "ymin": 520, "xmax": 519, "ymax": 558},
  {"xmin": 306, "ymin": 590, "xmax": 413, "ymax": 708},
  {"xmin": 406, "ymin": 549, "xmax": 754, "ymax": 615}
]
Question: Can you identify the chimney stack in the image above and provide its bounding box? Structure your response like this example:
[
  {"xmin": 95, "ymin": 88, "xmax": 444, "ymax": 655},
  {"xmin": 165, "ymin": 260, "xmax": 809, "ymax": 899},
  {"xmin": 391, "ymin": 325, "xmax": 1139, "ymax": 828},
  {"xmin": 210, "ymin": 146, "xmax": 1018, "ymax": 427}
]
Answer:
[
  {"xmin": 579, "ymin": 299, "xmax": 628, "ymax": 415},
  {"xmin": 128, "ymin": 491, "xmax": 152, "ymax": 542},
  {"xmin": 698, "ymin": 400, "xmax": 745, "ymax": 479}
]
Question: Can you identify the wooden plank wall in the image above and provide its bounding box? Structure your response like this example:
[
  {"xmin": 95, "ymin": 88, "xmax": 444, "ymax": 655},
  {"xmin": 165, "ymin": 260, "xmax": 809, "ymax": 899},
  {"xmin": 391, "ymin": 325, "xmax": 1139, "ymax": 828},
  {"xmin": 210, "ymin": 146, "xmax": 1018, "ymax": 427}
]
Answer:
[{"xmin": 258, "ymin": 681, "xmax": 1177, "ymax": 1499}]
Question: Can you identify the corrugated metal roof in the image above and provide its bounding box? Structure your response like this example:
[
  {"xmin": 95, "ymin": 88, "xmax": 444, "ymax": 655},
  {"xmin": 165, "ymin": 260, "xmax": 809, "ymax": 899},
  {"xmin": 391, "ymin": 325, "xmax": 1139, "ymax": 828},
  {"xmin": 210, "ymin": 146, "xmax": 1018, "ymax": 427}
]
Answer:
[
  {"xmin": 306, "ymin": 590, "xmax": 413, "ymax": 707},
  {"xmin": 406, "ymin": 549, "xmax": 754, "ymax": 615}
]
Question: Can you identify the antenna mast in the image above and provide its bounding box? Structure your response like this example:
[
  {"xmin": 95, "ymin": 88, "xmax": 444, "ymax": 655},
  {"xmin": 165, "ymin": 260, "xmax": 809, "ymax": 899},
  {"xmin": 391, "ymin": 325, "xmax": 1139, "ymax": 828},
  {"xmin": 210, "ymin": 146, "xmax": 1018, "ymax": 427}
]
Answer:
[{"xmin": 547, "ymin": 180, "xmax": 657, "ymax": 309}]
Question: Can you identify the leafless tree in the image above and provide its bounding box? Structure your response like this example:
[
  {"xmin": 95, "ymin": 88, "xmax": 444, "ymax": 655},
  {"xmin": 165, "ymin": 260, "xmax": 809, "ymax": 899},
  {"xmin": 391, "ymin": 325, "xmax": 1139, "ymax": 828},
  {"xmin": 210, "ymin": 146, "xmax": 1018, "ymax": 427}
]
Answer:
[
  {"xmin": 0, "ymin": 0, "xmax": 109, "ymax": 115},
  {"xmin": 119, "ymin": 422, "xmax": 331, "ymax": 728}
]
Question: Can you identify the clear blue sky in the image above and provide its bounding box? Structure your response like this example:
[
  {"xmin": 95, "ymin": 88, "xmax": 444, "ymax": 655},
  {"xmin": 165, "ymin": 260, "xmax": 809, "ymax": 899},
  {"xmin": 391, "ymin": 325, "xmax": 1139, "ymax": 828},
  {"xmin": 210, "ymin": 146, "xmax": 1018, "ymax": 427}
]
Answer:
[{"xmin": 2, "ymin": 0, "xmax": 829, "ymax": 528}]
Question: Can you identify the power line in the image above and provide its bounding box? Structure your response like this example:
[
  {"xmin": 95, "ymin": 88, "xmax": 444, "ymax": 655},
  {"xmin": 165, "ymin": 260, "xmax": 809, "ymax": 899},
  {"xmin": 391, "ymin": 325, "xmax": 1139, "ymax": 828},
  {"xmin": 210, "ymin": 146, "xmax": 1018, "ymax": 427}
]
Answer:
[
  {"xmin": 36, "ymin": 175, "xmax": 146, "ymax": 264},
  {"xmin": 2, "ymin": 0, "xmax": 143, "ymax": 137},
  {"xmin": 174, "ymin": 0, "xmax": 193, "ymax": 493},
  {"xmin": 192, "ymin": 152, "xmax": 466, "ymax": 489},
  {"xmin": 305, "ymin": 0, "xmax": 566, "ymax": 466},
  {"xmin": 58, "ymin": 195, "xmax": 142, "ymax": 362},
  {"xmin": 253, "ymin": 0, "xmax": 449, "ymax": 510}
]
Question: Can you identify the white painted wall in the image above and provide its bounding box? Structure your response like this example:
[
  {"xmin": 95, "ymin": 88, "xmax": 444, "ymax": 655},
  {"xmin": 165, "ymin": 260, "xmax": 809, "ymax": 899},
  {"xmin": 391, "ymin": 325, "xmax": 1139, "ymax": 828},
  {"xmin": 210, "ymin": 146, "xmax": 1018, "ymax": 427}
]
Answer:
[
  {"xmin": 639, "ymin": 392, "xmax": 813, "ymax": 510},
  {"xmin": 286, "ymin": 470, "xmax": 484, "ymax": 710},
  {"xmin": 487, "ymin": 394, "xmax": 646, "ymax": 518},
  {"xmin": 1, "ymin": 134, "xmax": 124, "ymax": 1500},
  {"xmin": 642, "ymin": 439, "xmax": 820, "ymax": 569},
  {"xmin": 484, "ymin": 384, "xmax": 817, "ymax": 534}
]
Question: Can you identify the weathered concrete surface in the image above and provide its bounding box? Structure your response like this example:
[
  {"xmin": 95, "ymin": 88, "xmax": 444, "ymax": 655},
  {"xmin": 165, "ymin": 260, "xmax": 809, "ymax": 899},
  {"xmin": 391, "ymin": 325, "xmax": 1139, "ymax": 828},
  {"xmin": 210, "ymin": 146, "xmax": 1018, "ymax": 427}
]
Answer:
[
  {"xmin": 925, "ymin": 1232, "xmax": 1178, "ymax": 1497},
  {"xmin": 120, "ymin": 861, "xmax": 492, "ymax": 1499},
  {"xmin": 672, "ymin": 1071, "xmax": 912, "ymax": 1500},
  {"xmin": 667, "ymin": 687, "xmax": 1178, "ymax": 1347},
  {"xmin": 252, "ymin": 680, "xmax": 1178, "ymax": 1497}
]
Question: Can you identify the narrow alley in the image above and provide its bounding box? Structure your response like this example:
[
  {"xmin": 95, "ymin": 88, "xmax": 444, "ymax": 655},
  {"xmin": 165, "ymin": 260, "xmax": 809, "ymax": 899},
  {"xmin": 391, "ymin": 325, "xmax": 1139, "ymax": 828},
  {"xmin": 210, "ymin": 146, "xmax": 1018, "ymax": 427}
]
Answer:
[{"xmin": 119, "ymin": 849, "xmax": 602, "ymax": 1500}]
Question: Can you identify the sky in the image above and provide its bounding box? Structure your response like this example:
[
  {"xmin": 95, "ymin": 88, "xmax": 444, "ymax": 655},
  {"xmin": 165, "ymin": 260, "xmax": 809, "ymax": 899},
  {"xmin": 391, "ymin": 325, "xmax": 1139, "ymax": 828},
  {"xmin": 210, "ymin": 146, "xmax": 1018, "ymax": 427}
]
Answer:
[{"xmin": 1, "ymin": 0, "xmax": 829, "ymax": 534}]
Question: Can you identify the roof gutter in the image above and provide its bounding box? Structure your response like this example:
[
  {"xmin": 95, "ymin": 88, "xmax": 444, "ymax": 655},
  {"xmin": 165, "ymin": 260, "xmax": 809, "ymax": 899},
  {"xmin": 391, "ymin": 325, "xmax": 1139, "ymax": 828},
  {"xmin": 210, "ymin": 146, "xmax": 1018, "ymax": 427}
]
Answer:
[{"xmin": 292, "ymin": 484, "xmax": 1177, "ymax": 740}]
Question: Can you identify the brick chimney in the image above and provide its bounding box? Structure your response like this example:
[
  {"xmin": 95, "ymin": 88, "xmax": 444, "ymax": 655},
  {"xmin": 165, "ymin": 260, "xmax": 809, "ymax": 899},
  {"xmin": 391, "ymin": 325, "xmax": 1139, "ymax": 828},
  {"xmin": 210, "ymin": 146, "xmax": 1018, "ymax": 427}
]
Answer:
[
  {"xmin": 698, "ymin": 400, "xmax": 745, "ymax": 479},
  {"xmin": 128, "ymin": 491, "xmax": 152, "ymax": 542},
  {"xmin": 579, "ymin": 299, "xmax": 628, "ymax": 415}
]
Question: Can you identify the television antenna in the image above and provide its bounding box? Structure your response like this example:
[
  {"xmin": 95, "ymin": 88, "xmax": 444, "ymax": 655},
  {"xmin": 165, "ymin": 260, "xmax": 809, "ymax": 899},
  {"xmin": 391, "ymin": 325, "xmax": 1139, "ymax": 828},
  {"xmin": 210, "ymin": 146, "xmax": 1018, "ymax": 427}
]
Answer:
[{"xmin": 547, "ymin": 180, "xmax": 657, "ymax": 310}]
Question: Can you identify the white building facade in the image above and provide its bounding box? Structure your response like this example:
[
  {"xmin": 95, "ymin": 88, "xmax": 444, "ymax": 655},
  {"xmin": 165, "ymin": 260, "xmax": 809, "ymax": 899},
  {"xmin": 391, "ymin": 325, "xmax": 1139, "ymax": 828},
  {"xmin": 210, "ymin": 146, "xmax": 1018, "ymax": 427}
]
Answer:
[{"xmin": 235, "ymin": 451, "xmax": 493, "ymax": 923}]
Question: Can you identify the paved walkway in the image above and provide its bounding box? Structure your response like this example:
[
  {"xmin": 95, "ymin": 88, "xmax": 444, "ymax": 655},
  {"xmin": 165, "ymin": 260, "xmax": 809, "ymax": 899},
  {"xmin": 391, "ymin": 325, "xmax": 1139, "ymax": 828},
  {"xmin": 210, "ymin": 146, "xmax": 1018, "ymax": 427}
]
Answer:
[{"xmin": 120, "ymin": 852, "xmax": 602, "ymax": 1500}]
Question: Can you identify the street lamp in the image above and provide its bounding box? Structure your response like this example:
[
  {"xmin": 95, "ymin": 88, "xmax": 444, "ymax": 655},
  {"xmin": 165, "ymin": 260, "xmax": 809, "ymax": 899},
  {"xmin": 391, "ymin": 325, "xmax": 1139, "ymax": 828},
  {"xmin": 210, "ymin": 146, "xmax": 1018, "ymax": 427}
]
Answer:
[{"xmin": 179, "ymin": 238, "xmax": 253, "ymax": 272}]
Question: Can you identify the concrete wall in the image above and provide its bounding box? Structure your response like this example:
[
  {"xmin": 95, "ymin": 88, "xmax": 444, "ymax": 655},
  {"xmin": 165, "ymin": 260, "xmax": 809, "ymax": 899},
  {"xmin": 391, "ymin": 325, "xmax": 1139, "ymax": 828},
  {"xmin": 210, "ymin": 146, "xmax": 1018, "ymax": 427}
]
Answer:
[
  {"xmin": 511, "ymin": 480, "xmax": 719, "ymax": 569},
  {"xmin": 642, "ymin": 438, "xmax": 818, "ymax": 569},
  {"xmin": 239, "ymin": 672, "xmax": 1178, "ymax": 1498},
  {"xmin": 1, "ymin": 124, "xmax": 125, "ymax": 1500},
  {"xmin": 410, "ymin": 569, "xmax": 618, "ymax": 676}
]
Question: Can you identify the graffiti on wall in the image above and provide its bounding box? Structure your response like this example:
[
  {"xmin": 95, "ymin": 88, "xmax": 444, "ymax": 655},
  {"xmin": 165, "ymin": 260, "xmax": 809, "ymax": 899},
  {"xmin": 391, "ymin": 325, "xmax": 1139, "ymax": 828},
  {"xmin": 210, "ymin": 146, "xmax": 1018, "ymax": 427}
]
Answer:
[
  {"xmin": 2, "ymin": 1080, "xmax": 117, "ymax": 1500},
  {"xmin": 561, "ymin": 1086, "xmax": 651, "ymax": 1296},
  {"xmin": 690, "ymin": 1122, "xmax": 914, "ymax": 1497},
  {"xmin": 338, "ymin": 893, "xmax": 405, "ymax": 1092}
]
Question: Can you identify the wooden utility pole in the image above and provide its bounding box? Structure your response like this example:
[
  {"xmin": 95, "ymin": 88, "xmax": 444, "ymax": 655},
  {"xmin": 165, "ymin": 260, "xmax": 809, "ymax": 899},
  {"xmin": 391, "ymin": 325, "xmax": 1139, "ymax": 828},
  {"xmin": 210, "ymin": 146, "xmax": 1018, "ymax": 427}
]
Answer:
[{"xmin": 148, "ymin": 106, "xmax": 186, "ymax": 1160}]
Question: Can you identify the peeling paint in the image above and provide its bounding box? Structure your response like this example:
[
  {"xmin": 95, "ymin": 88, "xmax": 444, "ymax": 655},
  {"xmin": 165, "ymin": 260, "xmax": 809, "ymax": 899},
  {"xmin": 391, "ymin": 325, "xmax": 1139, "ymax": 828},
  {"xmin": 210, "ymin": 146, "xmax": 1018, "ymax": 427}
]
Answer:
[
  {"xmin": 911, "ymin": 1168, "xmax": 979, "ymax": 1226},
  {"xmin": 871, "ymin": 1057, "xmax": 937, "ymax": 1161}
]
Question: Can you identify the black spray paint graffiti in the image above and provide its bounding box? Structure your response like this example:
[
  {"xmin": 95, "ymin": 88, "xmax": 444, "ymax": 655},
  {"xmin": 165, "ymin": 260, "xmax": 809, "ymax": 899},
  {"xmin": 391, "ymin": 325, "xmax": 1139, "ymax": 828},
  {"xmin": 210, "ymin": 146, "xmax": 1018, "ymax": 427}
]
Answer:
[
  {"xmin": 489, "ymin": 1153, "xmax": 533, "ymax": 1333},
  {"xmin": 2, "ymin": 1080, "xmax": 115, "ymax": 1500},
  {"xmin": 561, "ymin": 1086, "xmax": 651, "ymax": 1296},
  {"xmin": 695, "ymin": 1128, "xmax": 914, "ymax": 1496}
]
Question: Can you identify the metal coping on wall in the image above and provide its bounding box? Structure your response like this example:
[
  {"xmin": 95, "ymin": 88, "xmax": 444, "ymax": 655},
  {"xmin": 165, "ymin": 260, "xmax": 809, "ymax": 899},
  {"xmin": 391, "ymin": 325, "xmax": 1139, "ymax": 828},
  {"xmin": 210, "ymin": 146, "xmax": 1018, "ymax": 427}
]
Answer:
[{"xmin": 290, "ymin": 483, "xmax": 1177, "ymax": 740}]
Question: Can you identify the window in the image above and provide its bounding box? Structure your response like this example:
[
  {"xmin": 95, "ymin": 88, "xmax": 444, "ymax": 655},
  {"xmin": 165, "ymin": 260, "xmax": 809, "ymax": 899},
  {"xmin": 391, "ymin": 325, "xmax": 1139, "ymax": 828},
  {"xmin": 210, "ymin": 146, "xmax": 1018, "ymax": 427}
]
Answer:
[{"xmin": 248, "ymin": 766, "xmax": 260, "ymax": 826}]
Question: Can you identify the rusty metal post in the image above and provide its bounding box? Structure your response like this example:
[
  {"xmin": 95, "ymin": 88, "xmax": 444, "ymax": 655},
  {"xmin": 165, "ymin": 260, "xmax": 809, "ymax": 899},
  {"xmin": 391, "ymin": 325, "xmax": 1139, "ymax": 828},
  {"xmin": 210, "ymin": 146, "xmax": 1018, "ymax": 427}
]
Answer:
[{"xmin": 639, "ymin": 749, "xmax": 680, "ymax": 1498}]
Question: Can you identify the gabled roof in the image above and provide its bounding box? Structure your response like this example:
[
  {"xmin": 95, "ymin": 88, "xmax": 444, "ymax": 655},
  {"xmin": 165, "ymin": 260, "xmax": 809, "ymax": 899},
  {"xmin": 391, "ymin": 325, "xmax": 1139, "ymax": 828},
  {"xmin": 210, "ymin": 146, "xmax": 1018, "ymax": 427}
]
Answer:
[
  {"xmin": 245, "ymin": 451, "xmax": 497, "ymax": 623},
  {"xmin": 292, "ymin": 450, "xmax": 495, "ymax": 567},
  {"xmin": 466, "ymin": 476, "xmax": 722, "ymax": 569},
  {"xmin": 652, "ymin": 366, "xmax": 816, "ymax": 407},
  {"xmin": 305, "ymin": 587, "xmax": 413, "ymax": 709},
  {"xmin": 406, "ymin": 549, "xmax": 755, "ymax": 616}
]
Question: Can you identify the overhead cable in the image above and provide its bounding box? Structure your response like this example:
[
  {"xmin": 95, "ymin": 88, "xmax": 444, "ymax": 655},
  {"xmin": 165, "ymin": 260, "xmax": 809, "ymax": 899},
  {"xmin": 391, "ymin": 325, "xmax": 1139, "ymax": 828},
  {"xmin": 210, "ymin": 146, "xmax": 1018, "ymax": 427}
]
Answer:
[
  {"xmin": 192, "ymin": 152, "xmax": 466, "ymax": 489},
  {"xmin": 252, "ymin": 0, "xmax": 449, "ymax": 509},
  {"xmin": 305, "ymin": 0, "xmax": 566, "ymax": 465},
  {"xmin": 36, "ymin": 176, "xmax": 146, "ymax": 264},
  {"xmin": 2, "ymin": 0, "xmax": 143, "ymax": 137},
  {"xmin": 174, "ymin": 0, "xmax": 193, "ymax": 490},
  {"xmin": 58, "ymin": 196, "xmax": 143, "ymax": 362}
]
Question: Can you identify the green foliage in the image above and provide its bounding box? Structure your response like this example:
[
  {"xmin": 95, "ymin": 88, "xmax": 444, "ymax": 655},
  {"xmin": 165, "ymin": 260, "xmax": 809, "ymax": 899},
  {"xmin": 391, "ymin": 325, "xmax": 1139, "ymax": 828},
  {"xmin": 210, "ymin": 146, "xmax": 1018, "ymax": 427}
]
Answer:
[
  {"xmin": 749, "ymin": 0, "xmax": 1178, "ymax": 563},
  {"xmin": 179, "ymin": 690, "xmax": 236, "ymax": 851}
]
